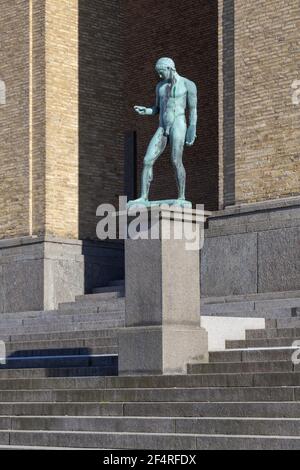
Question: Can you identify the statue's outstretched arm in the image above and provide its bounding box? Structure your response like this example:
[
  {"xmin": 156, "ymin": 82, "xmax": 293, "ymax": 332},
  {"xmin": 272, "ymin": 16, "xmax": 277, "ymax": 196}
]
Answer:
[
  {"xmin": 185, "ymin": 80, "xmax": 197, "ymax": 146},
  {"xmin": 134, "ymin": 84, "xmax": 160, "ymax": 116}
]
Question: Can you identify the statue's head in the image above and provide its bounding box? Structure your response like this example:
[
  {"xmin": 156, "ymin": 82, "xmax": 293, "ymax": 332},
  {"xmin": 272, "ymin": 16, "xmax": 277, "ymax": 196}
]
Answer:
[{"xmin": 155, "ymin": 57, "xmax": 176, "ymax": 80}]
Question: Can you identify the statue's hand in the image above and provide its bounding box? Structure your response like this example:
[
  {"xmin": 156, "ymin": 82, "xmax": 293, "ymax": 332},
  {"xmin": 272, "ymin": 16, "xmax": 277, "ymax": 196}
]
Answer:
[
  {"xmin": 134, "ymin": 105, "xmax": 148, "ymax": 115},
  {"xmin": 185, "ymin": 125, "xmax": 197, "ymax": 146}
]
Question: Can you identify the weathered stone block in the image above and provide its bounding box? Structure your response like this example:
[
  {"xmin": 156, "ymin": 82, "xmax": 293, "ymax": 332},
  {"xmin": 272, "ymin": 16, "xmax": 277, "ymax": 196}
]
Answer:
[
  {"xmin": 258, "ymin": 227, "xmax": 300, "ymax": 293},
  {"xmin": 201, "ymin": 233, "xmax": 257, "ymax": 297},
  {"xmin": 0, "ymin": 237, "xmax": 124, "ymax": 313}
]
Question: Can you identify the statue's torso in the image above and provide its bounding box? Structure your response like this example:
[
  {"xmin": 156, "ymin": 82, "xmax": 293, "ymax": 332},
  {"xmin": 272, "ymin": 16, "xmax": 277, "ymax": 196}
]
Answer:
[{"xmin": 158, "ymin": 77, "xmax": 188, "ymax": 129}]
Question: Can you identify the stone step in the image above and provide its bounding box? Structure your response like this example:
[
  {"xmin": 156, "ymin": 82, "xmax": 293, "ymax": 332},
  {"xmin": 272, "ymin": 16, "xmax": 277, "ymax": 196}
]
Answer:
[
  {"xmin": 5, "ymin": 346, "xmax": 117, "ymax": 360},
  {"xmin": 0, "ymin": 401, "xmax": 299, "ymax": 418},
  {"xmin": 203, "ymin": 290, "xmax": 300, "ymax": 304},
  {"xmin": 125, "ymin": 401, "xmax": 300, "ymax": 419},
  {"xmin": 0, "ymin": 430, "xmax": 299, "ymax": 449},
  {"xmin": 255, "ymin": 300, "xmax": 300, "ymax": 313},
  {"xmin": 0, "ymin": 310, "xmax": 124, "ymax": 328},
  {"xmin": 0, "ymin": 354, "xmax": 118, "ymax": 371},
  {"xmin": 0, "ymin": 319, "xmax": 124, "ymax": 336},
  {"xmin": 276, "ymin": 318, "xmax": 300, "ymax": 329},
  {"xmin": 76, "ymin": 290, "xmax": 125, "ymax": 302},
  {"xmin": 1, "ymin": 344, "xmax": 298, "ymax": 368},
  {"xmin": 58, "ymin": 298, "xmax": 125, "ymax": 314},
  {"xmin": 87, "ymin": 287, "xmax": 125, "ymax": 298},
  {"xmin": 0, "ymin": 445, "xmax": 86, "ymax": 450},
  {"xmin": 202, "ymin": 307, "xmax": 294, "ymax": 318},
  {"xmin": 226, "ymin": 337, "xmax": 300, "ymax": 349},
  {"xmin": 0, "ymin": 386, "xmax": 296, "ymax": 403},
  {"xmin": 202, "ymin": 293, "xmax": 300, "ymax": 319},
  {"xmin": 0, "ymin": 311, "xmax": 56, "ymax": 321},
  {"xmin": 202, "ymin": 306, "xmax": 297, "ymax": 319},
  {"xmin": 266, "ymin": 318, "xmax": 300, "ymax": 329},
  {"xmin": 209, "ymin": 348, "xmax": 298, "ymax": 363},
  {"xmin": 0, "ymin": 320, "xmax": 120, "ymax": 334},
  {"xmin": 0, "ymin": 402, "xmax": 124, "ymax": 418},
  {"xmin": 105, "ymin": 372, "xmax": 300, "ymax": 389},
  {"xmin": 0, "ymin": 366, "xmax": 118, "ymax": 379},
  {"xmin": 0, "ymin": 416, "xmax": 299, "ymax": 437},
  {"xmin": 246, "ymin": 327, "xmax": 300, "ymax": 340},
  {"xmin": 5, "ymin": 336, "xmax": 117, "ymax": 356},
  {"xmin": 101, "ymin": 386, "xmax": 299, "ymax": 402},
  {"xmin": 1, "ymin": 371, "xmax": 300, "ymax": 390},
  {"xmin": 0, "ymin": 307, "xmax": 122, "ymax": 323},
  {"xmin": 0, "ymin": 377, "xmax": 107, "ymax": 390},
  {"xmin": 4, "ymin": 328, "xmax": 121, "ymax": 344},
  {"xmin": 188, "ymin": 360, "xmax": 300, "ymax": 374},
  {"xmin": 0, "ymin": 313, "xmax": 124, "ymax": 328}
]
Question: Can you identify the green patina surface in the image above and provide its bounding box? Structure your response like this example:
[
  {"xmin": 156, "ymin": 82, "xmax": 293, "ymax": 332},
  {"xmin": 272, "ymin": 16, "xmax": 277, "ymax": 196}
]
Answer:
[{"xmin": 127, "ymin": 198, "xmax": 192, "ymax": 209}]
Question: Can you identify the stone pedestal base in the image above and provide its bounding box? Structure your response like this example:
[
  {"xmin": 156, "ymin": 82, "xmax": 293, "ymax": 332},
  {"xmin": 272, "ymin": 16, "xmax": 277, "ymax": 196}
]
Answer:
[
  {"xmin": 118, "ymin": 206, "xmax": 209, "ymax": 376},
  {"xmin": 118, "ymin": 325, "xmax": 208, "ymax": 376}
]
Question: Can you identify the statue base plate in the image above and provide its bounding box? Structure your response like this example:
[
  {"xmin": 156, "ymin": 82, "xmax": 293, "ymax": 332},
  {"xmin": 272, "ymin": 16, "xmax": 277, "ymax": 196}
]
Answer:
[{"xmin": 127, "ymin": 198, "xmax": 192, "ymax": 209}]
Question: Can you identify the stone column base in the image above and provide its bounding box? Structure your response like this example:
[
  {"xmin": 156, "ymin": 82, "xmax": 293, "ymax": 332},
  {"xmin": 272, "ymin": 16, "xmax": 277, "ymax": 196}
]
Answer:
[{"xmin": 118, "ymin": 325, "xmax": 208, "ymax": 376}]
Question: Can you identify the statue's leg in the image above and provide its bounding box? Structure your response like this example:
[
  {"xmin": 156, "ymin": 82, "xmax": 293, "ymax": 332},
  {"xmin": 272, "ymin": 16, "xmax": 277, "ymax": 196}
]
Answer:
[
  {"xmin": 169, "ymin": 118, "xmax": 187, "ymax": 200},
  {"xmin": 140, "ymin": 127, "xmax": 167, "ymax": 200}
]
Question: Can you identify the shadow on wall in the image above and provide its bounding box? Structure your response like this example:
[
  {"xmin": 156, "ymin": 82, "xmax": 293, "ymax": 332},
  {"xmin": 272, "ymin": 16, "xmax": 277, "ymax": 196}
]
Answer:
[
  {"xmin": 222, "ymin": 0, "xmax": 235, "ymax": 206},
  {"xmin": 78, "ymin": 0, "xmax": 125, "ymax": 240}
]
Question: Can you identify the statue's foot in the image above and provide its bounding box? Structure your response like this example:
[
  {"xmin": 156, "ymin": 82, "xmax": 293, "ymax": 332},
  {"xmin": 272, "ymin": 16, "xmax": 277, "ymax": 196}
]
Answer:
[
  {"xmin": 127, "ymin": 198, "xmax": 192, "ymax": 210},
  {"xmin": 175, "ymin": 198, "xmax": 192, "ymax": 208},
  {"xmin": 127, "ymin": 197, "xmax": 149, "ymax": 209}
]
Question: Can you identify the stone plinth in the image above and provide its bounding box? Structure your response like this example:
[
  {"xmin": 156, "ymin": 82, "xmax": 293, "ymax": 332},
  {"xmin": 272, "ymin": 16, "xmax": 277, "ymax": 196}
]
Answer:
[
  {"xmin": 118, "ymin": 206, "xmax": 209, "ymax": 375},
  {"xmin": 201, "ymin": 197, "xmax": 300, "ymax": 297},
  {"xmin": 0, "ymin": 236, "xmax": 124, "ymax": 313}
]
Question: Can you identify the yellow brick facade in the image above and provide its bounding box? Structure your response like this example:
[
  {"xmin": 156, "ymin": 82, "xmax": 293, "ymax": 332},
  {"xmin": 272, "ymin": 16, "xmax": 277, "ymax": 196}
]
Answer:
[
  {"xmin": 44, "ymin": 0, "xmax": 78, "ymax": 238},
  {"xmin": 0, "ymin": 0, "xmax": 30, "ymax": 238},
  {"xmin": 1, "ymin": 1, "xmax": 300, "ymax": 240},
  {"xmin": 0, "ymin": 0, "xmax": 78, "ymax": 240},
  {"xmin": 235, "ymin": 0, "xmax": 300, "ymax": 204}
]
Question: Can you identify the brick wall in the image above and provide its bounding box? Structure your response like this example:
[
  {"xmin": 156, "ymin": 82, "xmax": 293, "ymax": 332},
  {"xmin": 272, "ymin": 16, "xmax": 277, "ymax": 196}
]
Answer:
[
  {"xmin": 2, "ymin": 1, "xmax": 298, "ymax": 241},
  {"xmin": 44, "ymin": 0, "xmax": 79, "ymax": 238},
  {"xmin": 234, "ymin": 0, "xmax": 300, "ymax": 204},
  {"xmin": 123, "ymin": 0, "xmax": 219, "ymax": 210},
  {"xmin": 0, "ymin": 0, "xmax": 30, "ymax": 238},
  {"xmin": 219, "ymin": 0, "xmax": 236, "ymax": 207},
  {"xmin": 32, "ymin": 0, "xmax": 46, "ymax": 235},
  {"xmin": 0, "ymin": 0, "xmax": 79, "ymax": 240},
  {"xmin": 0, "ymin": 1, "xmax": 219, "ymax": 240},
  {"xmin": 78, "ymin": 0, "xmax": 125, "ymax": 239}
]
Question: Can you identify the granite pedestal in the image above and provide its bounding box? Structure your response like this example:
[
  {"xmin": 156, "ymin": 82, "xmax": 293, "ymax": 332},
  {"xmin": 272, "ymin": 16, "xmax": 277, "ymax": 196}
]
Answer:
[{"xmin": 118, "ymin": 206, "xmax": 209, "ymax": 375}]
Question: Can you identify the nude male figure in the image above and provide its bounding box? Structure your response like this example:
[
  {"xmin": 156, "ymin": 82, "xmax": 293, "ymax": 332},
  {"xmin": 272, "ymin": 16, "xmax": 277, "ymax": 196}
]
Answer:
[{"xmin": 128, "ymin": 57, "xmax": 197, "ymax": 207}]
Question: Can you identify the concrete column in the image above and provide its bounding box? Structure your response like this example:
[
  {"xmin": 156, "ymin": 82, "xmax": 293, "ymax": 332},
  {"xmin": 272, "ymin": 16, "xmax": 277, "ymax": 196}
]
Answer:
[{"xmin": 118, "ymin": 206, "xmax": 209, "ymax": 375}]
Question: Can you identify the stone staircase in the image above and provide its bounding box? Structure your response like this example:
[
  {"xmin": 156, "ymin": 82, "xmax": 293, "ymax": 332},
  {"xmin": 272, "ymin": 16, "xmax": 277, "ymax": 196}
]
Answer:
[
  {"xmin": 0, "ymin": 283, "xmax": 300, "ymax": 449},
  {"xmin": 0, "ymin": 280, "xmax": 125, "ymax": 373},
  {"xmin": 202, "ymin": 290, "xmax": 300, "ymax": 317}
]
